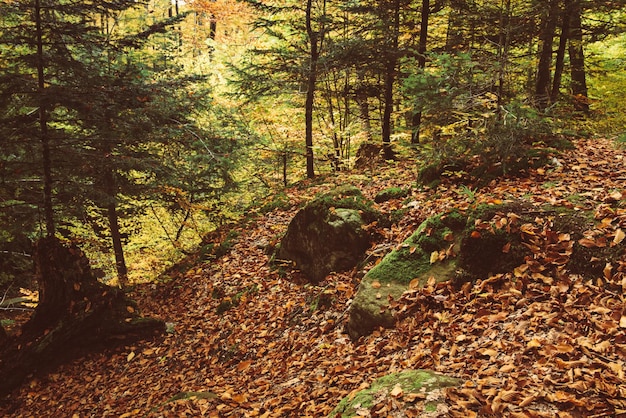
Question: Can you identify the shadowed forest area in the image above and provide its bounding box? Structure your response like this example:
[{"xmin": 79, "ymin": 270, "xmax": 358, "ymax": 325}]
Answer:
[{"xmin": 1, "ymin": 0, "xmax": 625, "ymax": 416}]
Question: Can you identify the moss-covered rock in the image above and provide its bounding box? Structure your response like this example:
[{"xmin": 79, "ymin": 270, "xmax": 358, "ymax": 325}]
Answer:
[
  {"xmin": 348, "ymin": 199, "xmax": 626, "ymax": 340},
  {"xmin": 277, "ymin": 186, "xmax": 380, "ymax": 283},
  {"xmin": 347, "ymin": 211, "xmax": 465, "ymax": 339},
  {"xmin": 329, "ymin": 370, "xmax": 461, "ymax": 418},
  {"xmin": 374, "ymin": 187, "xmax": 411, "ymax": 203}
]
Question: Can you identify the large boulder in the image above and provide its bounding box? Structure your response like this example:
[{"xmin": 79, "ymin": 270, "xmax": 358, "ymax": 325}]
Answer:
[
  {"xmin": 277, "ymin": 186, "xmax": 379, "ymax": 283},
  {"xmin": 329, "ymin": 369, "xmax": 461, "ymax": 418},
  {"xmin": 347, "ymin": 210, "xmax": 466, "ymax": 340},
  {"xmin": 348, "ymin": 200, "xmax": 625, "ymax": 340}
]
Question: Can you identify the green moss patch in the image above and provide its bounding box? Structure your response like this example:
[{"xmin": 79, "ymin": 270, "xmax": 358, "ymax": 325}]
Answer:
[
  {"xmin": 374, "ymin": 187, "xmax": 411, "ymax": 203},
  {"xmin": 308, "ymin": 185, "xmax": 380, "ymax": 224},
  {"xmin": 329, "ymin": 370, "xmax": 461, "ymax": 418}
]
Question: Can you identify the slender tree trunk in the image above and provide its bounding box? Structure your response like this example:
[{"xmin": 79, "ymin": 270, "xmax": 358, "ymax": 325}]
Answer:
[
  {"xmin": 304, "ymin": 0, "xmax": 319, "ymax": 178},
  {"xmin": 551, "ymin": 0, "xmax": 571, "ymax": 103},
  {"xmin": 355, "ymin": 71, "xmax": 373, "ymax": 142},
  {"xmin": 382, "ymin": 0, "xmax": 400, "ymax": 160},
  {"xmin": 356, "ymin": 94, "xmax": 373, "ymax": 142},
  {"xmin": 496, "ymin": 0, "xmax": 512, "ymax": 113},
  {"xmin": 568, "ymin": 0, "xmax": 589, "ymax": 113},
  {"xmin": 35, "ymin": 0, "xmax": 55, "ymax": 237},
  {"xmin": 107, "ymin": 202, "xmax": 128, "ymax": 288},
  {"xmin": 535, "ymin": 0, "xmax": 559, "ymax": 110},
  {"xmin": 445, "ymin": 3, "xmax": 464, "ymax": 52},
  {"xmin": 410, "ymin": 0, "xmax": 430, "ymax": 144},
  {"xmin": 103, "ymin": 165, "xmax": 128, "ymax": 288}
]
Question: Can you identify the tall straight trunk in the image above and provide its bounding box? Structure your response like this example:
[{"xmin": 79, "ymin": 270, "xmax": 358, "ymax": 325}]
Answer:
[
  {"xmin": 551, "ymin": 0, "xmax": 571, "ymax": 103},
  {"xmin": 103, "ymin": 164, "xmax": 128, "ymax": 288},
  {"xmin": 107, "ymin": 199, "xmax": 128, "ymax": 288},
  {"xmin": 382, "ymin": 0, "xmax": 400, "ymax": 160},
  {"xmin": 410, "ymin": 0, "xmax": 430, "ymax": 144},
  {"xmin": 355, "ymin": 71, "xmax": 373, "ymax": 142},
  {"xmin": 304, "ymin": 0, "xmax": 319, "ymax": 178},
  {"xmin": 445, "ymin": 3, "xmax": 467, "ymax": 52},
  {"xmin": 496, "ymin": 0, "xmax": 512, "ymax": 113},
  {"xmin": 35, "ymin": 0, "xmax": 55, "ymax": 237},
  {"xmin": 101, "ymin": 139, "xmax": 127, "ymax": 287},
  {"xmin": 535, "ymin": 0, "xmax": 559, "ymax": 110},
  {"xmin": 568, "ymin": 0, "xmax": 589, "ymax": 113}
]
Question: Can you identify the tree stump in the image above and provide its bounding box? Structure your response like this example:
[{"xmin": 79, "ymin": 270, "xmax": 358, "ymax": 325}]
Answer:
[{"xmin": 0, "ymin": 236, "xmax": 164, "ymax": 396}]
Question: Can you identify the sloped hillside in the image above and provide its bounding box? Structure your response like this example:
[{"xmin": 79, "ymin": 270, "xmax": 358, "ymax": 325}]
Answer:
[{"xmin": 1, "ymin": 137, "xmax": 625, "ymax": 417}]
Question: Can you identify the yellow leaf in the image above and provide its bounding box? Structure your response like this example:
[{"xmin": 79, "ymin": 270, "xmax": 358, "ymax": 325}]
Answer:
[
  {"xmin": 499, "ymin": 364, "xmax": 515, "ymax": 373},
  {"xmin": 232, "ymin": 393, "xmax": 247, "ymax": 403},
  {"xmin": 620, "ymin": 316, "xmax": 626, "ymax": 328},
  {"xmin": 614, "ymin": 229, "xmax": 625, "ymax": 246},
  {"xmin": 480, "ymin": 348, "xmax": 498, "ymax": 358},
  {"xmin": 127, "ymin": 351, "xmax": 136, "ymax": 362},
  {"xmin": 527, "ymin": 338, "xmax": 542, "ymax": 348},
  {"xmin": 430, "ymin": 251, "xmax": 439, "ymax": 264},
  {"xmin": 390, "ymin": 384, "xmax": 403, "ymax": 398}
]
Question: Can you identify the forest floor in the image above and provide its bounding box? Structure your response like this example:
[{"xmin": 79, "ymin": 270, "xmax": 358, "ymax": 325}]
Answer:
[{"xmin": 1, "ymin": 137, "xmax": 626, "ymax": 417}]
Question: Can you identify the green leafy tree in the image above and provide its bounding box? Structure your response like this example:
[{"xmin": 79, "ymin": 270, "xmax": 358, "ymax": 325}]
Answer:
[{"xmin": 231, "ymin": 0, "xmax": 330, "ymax": 178}]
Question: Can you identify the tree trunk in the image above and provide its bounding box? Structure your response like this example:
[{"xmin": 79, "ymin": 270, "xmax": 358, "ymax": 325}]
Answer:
[
  {"xmin": 102, "ymin": 149, "xmax": 129, "ymax": 288},
  {"xmin": 0, "ymin": 237, "xmax": 164, "ymax": 396},
  {"xmin": 355, "ymin": 71, "xmax": 374, "ymax": 143},
  {"xmin": 410, "ymin": 0, "xmax": 430, "ymax": 144},
  {"xmin": 496, "ymin": 0, "xmax": 512, "ymax": 113},
  {"xmin": 0, "ymin": 325, "xmax": 7, "ymax": 347},
  {"xmin": 534, "ymin": 0, "xmax": 559, "ymax": 110},
  {"xmin": 107, "ymin": 199, "xmax": 129, "ymax": 288},
  {"xmin": 568, "ymin": 0, "xmax": 589, "ymax": 113},
  {"xmin": 551, "ymin": 0, "xmax": 571, "ymax": 103},
  {"xmin": 304, "ymin": 0, "xmax": 319, "ymax": 179},
  {"xmin": 35, "ymin": 0, "xmax": 55, "ymax": 237},
  {"xmin": 382, "ymin": 0, "xmax": 400, "ymax": 160}
]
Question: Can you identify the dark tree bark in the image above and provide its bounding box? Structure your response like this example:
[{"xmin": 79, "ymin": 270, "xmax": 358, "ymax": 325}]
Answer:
[
  {"xmin": 410, "ymin": 0, "xmax": 430, "ymax": 144},
  {"xmin": 381, "ymin": 0, "xmax": 400, "ymax": 160},
  {"xmin": 568, "ymin": 0, "xmax": 589, "ymax": 113},
  {"xmin": 103, "ymin": 165, "xmax": 129, "ymax": 288},
  {"xmin": 496, "ymin": 0, "xmax": 512, "ymax": 113},
  {"xmin": 0, "ymin": 237, "xmax": 164, "ymax": 396},
  {"xmin": 304, "ymin": 0, "xmax": 321, "ymax": 179},
  {"xmin": 0, "ymin": 325, "xmax": 7, "ymax": 347},
  {"xmin": 535, "ymin": 0, "xmax": 560, "ymax": 110},
  {"xmin": 551, "ymin": 0, "xmax": 571, "ymax": 103},
  {"xmin": 35, "ymin": 0, "xmax": 55, "ymax": 237}
]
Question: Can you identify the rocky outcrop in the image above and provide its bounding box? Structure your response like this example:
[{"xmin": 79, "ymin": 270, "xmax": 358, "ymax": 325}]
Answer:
[
  {"xmin": 347, "ymin": 200, "xmax": 625, "ymax": 341},
  {"xmin": 347, "ymin": 211, "xmax": 465, "ymax": 340},
  {"xmin": 277, "ymin": 186, "xmax": 378, "ymax": 283}
]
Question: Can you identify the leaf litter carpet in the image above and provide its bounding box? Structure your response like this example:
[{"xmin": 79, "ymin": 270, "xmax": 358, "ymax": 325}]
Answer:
[{"xmin": 1, "ymin": 137, "xmax": 625, "ymax": 417}]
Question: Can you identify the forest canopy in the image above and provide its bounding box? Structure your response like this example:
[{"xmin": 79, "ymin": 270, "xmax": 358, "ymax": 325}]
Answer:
[{"xmin": 1, "ymin": 0, "xmax": 625, "ymax": 290}]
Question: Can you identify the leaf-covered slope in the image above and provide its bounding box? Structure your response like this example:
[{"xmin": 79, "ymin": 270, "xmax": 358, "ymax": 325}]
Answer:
[{"xmin": 1, "ymin": 137, "xmax": 625, "ymax": 417}]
